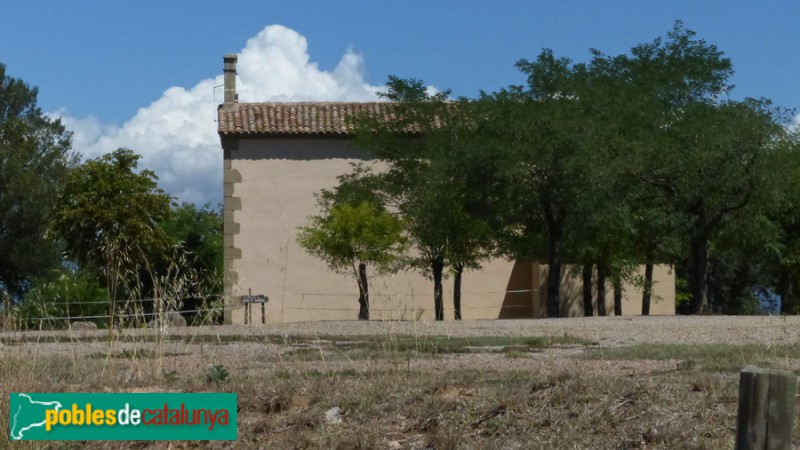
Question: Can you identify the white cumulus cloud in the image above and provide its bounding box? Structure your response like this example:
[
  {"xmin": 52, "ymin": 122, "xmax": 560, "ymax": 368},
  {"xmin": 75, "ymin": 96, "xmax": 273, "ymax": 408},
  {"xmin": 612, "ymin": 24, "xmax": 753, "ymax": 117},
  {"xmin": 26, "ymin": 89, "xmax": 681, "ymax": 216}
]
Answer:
[{"xmin": 55, "ymin": 25, "xmax": 382, "ymax": 206}]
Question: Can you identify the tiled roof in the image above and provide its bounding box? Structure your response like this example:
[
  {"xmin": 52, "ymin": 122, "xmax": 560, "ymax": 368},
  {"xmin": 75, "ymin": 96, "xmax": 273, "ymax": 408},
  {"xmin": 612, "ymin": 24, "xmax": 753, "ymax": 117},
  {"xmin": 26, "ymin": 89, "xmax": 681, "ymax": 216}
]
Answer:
[{"xmin": 217, "ymin": 102, "xmax": 399, "ymax": 137}]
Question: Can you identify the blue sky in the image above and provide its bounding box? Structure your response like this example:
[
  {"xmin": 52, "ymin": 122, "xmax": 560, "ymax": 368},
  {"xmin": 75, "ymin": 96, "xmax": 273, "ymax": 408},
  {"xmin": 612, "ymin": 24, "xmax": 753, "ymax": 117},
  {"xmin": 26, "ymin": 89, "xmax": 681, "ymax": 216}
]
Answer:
[{"xmin": 1, "ymin": 1, "xmax": 798, "ymax": 204}]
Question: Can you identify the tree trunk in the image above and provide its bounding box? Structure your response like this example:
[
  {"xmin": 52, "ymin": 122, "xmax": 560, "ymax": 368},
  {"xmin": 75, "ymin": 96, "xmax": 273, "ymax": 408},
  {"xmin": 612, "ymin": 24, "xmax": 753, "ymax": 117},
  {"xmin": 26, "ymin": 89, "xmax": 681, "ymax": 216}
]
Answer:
[
  {"xmin": 613, "ymin": 275, "xmax": 623, "ymax": 316},
  {"xmin": 582, "ymin": 264, "xmax": 593, "ymax": 317},
  {"xmin": 596, "ymin": 265, "xmax": 607, "ymax": 316},
  {"xmin": 433, "ymin": 256, "xmax": 445, "ymax": 321},
  {"xmin": 106, "ymin": 250, "xmax": 119, "ymax": 329},
  {"xmin": 453, "ymin": 264, "xmax": 464, "ymax": 320},
  {"xmin": 778, "ymin": 269, "xmax": 794, "ymax": 314},
  {"xmin": 642, "ymin": 261, "xmax": 654, "ymax": 316},
  {"xmin": 546, "ymin": 238, "xmax": 562, "ymax": 318},
  {"xmin": 357, "ymin": 262, "xmax": 369, "ymax": 320},
  {"xmin": 688, "ymin": 237, "xmax": 709, "ymax": 314}
]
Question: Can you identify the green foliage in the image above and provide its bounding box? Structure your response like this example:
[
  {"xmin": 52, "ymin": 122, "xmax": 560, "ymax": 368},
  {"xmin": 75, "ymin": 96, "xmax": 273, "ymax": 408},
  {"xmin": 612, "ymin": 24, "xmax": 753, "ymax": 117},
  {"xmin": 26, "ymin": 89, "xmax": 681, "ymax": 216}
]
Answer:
[
  {"xmin": 50, "ymin": 148, "xmax": 173, "ymax": 325},
  {"xmin": 15, "ymin": 268, "xmax": 108, "ymax": 329},
  {"xmin": 0, "ymin": 64, "xmax": 78, "ymax": 297},
  {"xmin": 586, "ymin": 23, "xmax": 788, "ymax": 314},
  {"xmin": 152, "ymin": 203, "xmax": 223, "ymax": 324},
  {"xmin": 298, "ymin": 165, "xmax": 405, "ymax": 278},
  {"xmin": 476, "ymin": 46, "xmax": 614, "ymax": 317},
  {"xmin": 160, "ymin": 203, "xmax": 223, "ymax": 295},
  {"xmin": 673, "ymin": 277, "xmax": 692, "ymax": 313},
  {"xmin": 52, "ymin": 149, "xmax": 173, "ymax": 281},
  {"xmin": 205, "ymin": 364, "xmax": 230, "ymax": 385},
  {"xmin": 298, "ymin": 201, "xmax": 405, "ymax": 275},
  {"xmin": 470, "ymin": 22, "xmax": 795, "ymax": 316},
  {"xmin": 316, "ymin": 163, "xmax": 387, "ymax": 211},
  {"xmin": 335, "ymin": 23, "xmax": 800, "ymax": 318},
  {"xmin": 163, "ymin": 369, "xmax": 180, "ymax": 383},
  {"xmin": 351, "ymin": 77, "xmax": 495, "ymax": 320},
  {"xmin": 298, "ymin": 166, "xmax": 405, "ymax": 319}
]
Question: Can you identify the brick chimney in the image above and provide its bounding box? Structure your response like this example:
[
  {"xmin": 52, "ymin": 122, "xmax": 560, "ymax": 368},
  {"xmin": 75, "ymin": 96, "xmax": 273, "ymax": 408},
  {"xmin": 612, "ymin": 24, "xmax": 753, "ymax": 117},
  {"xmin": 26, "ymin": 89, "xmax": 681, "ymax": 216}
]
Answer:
[{"xmin": 223, "ymin": 54, "xmax": 237, "ymax": 109}]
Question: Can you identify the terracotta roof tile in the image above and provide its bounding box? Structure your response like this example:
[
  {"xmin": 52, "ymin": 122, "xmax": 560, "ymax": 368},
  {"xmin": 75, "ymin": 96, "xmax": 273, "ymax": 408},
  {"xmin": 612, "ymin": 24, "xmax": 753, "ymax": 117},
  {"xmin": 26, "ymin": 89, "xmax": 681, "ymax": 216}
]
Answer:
[{"xmin": 217, "ymin": 102, "xmax": 397, "ymax": 137}]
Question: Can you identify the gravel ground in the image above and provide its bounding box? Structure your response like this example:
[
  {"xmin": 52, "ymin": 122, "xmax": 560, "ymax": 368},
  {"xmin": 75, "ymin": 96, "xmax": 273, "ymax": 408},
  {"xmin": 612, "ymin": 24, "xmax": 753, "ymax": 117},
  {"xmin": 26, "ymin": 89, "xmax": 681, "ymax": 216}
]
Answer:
[
  {"xmin": 3, "ymin": 315, "xmax": 799, "ymax": 450},
  {"xmin": 3, "ymin": 315, "xmax": 799, "ymax": 347}
]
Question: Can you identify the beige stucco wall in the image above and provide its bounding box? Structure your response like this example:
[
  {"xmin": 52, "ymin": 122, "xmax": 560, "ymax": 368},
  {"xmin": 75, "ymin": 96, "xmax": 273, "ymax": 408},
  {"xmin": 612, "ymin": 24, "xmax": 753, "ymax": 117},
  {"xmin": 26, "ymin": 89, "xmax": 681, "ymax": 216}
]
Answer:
[
  {"xmin": 552, "ymin": 264, "xmax": 675, "ymax": 317},
  {"xmin": 224, "ymin": 137, "xmax": 525, "ymax": 323},
  {"xmin": 222, "ymin": 136, "xmax": 675, "ymax": 324}
]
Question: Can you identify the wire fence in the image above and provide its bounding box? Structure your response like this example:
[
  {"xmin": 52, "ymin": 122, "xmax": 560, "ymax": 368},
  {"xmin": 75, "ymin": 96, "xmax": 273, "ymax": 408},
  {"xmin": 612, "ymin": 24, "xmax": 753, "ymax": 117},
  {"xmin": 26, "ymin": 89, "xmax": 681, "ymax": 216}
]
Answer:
[
  {"xmin": 258, "ymin": 289, "xmax": 537, "ymax": 298},
  {"xmin": 255, "ymin": 304, "xmax": 532, "ymax": 312},
  {"xmin": 1, "ymin": 295, "xmax": 224, "ymax": 330},
  {"xmin": 15, "ymin": 307, "xmax": 226, "ymax": 323},
  {"xmin": 0, "ymin": 288, "xmax": 543, "ymax": 329},
  {"xmin": 1, "ymin": 304, "xmax": 532, "ymax": 327}
]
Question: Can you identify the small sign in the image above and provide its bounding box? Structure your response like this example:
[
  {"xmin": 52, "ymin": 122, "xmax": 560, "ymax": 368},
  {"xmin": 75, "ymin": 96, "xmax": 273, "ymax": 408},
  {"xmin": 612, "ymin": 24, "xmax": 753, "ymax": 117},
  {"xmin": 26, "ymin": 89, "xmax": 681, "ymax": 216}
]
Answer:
[{"xmin": 243, "ymin": 294, "xmax": 268, "ymax": 304}]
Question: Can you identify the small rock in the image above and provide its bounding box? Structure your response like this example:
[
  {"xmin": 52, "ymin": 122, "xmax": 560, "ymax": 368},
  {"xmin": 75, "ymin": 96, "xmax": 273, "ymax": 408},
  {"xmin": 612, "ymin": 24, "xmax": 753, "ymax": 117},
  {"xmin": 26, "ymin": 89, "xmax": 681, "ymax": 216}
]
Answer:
[
  {"xmin": 148, "ymin": 311, "xmax": 187, "ymax": 328},
  {"xmin": 71, "ymin": 321, "xmax": 97, "ymax": 331},
  {"xmin": 325, "ymin": 406, "xmax": 342, "ymax": 424},
  {"xmin": 388, "ymin": 440, "xmax": 402, "ymax": 449},
  {"xmin": 117, "ymin": 367, "xmax": 138, "ymax": 384},
  {"xmin": 165, "ymin": 311, "xmax": 187, "ymax": 326}
]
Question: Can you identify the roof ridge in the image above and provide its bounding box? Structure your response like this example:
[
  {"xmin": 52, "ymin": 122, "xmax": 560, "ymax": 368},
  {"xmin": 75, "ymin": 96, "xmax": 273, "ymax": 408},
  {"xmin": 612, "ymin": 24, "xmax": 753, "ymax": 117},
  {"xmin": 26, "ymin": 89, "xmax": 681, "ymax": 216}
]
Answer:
[
  {"xmin": 217, "ymin": 101, "xmax": 400, "ymax": 137},
  {"xmin": 234, "ymin": 101, "xmax": 388, "ymax": 105}
]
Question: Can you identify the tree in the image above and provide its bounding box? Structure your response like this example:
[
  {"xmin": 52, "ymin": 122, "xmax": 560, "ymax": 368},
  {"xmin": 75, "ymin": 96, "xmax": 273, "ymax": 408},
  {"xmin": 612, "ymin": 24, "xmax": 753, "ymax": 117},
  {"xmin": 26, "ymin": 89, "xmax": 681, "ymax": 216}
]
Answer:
[
  {"xmin": 637, "ymin": 99, "xmax": 783, "ymax": 313},
  {"xmin": 297, "ymin": 166, "xmax": 405, "ymax": 320},
  {"xmin": 569, "ymin": 23, "xmax": 788, "ymax": 315},
  {"xmin": 703, "ymin": 130, "xmax": 799, "ymax": 314},
  {"xmin": 394, "ymin": 168, "xmax": 491, "ymax": 320},
  {"xmin": 18, "ymin": 267, "xmax": 108, "ymax": 329},
  {"xmin": 772, "ymin": 143, "xmax": 800, "ymax": 314},
  {"xmin": 476, "ymin": 50, "xmax": 602, "ymax": 317},
  {"xmin": 582, "ymin": 49, "xmax": 687, "ymax": 316},
  {"xmin": 472, "ymin": 22, "xmax": 785, "ymax": 318},
  {"xmin": 51, "ymin": 148, "xmax": 172, "ymax": 326},
  {"xmin": 596, "ymin": 23, "xmax": 778, "ymax": 314},
  {"xmin": 0, "ymin": 64, "xmax": 77, "ymax": 298},
  {"xmin": 160, "ymin": 203, "xmax": 223, "ymax": 295},
  {"xmin": 351, "ymin": 77, "xmax": 494, "ymax": 320}
]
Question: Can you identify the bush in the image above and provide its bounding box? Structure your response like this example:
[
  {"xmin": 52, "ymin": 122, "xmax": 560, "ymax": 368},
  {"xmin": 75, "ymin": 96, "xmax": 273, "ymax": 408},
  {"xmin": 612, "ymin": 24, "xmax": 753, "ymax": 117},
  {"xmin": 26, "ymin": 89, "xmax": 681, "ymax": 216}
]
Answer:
[{"xmin": 15, "ymin": 268, "xmax": 108, "ymax": 329}]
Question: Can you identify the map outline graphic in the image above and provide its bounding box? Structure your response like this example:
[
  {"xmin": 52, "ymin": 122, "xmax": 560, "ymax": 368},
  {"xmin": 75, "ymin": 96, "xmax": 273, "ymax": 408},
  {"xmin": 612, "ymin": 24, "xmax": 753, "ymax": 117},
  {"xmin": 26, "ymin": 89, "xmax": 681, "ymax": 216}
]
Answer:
[{"xmin": 9, "ymin": 393, "xmax": 62, "ymax": 440}]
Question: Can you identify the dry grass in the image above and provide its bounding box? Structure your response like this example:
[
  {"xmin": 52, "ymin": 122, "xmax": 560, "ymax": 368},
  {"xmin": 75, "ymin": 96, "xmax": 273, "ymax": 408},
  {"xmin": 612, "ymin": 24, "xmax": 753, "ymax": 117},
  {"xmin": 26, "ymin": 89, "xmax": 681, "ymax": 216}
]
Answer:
[{"xmin": 1, "ymin": 317, "xmax": 799, "ymax": 449}]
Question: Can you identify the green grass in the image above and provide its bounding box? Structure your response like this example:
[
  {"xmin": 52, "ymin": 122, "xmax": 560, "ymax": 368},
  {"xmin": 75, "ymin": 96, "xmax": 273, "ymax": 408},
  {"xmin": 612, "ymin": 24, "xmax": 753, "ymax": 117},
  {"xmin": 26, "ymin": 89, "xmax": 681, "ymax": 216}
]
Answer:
[
  {"xmin": 0, "ymin": 331, "xmax": 595, "ymax": 348},
  {"xmin": 584, "ymin": 343, "xmax": 800, "ymax": 372},
  {"xmin": 87, "ymin": 349, "xmax": 191, "ymax": 359},
  {"xmin": 337, "ymin": 333, "xmax": 594, "ymax": 353},
  {"xmin": 271, "ymin": 334, "xmax": 596, "ymax": 362}
]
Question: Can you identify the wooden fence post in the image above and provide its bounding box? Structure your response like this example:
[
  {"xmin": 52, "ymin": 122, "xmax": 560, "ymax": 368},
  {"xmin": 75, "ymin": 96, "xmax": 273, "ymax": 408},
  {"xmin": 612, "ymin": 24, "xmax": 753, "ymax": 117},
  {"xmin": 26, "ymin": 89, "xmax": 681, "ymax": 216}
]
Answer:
[{"xmin": 735, "ymin": 365, "xmax": 797, "ymax": 450}]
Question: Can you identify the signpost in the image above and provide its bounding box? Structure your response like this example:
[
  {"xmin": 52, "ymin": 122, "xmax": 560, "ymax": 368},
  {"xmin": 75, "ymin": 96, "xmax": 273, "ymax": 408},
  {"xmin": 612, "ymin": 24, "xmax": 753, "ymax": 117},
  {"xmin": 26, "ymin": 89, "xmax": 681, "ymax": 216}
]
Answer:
[{"xmin": 243, "ymin": 294, "xmax": 268, "ymax": 325}]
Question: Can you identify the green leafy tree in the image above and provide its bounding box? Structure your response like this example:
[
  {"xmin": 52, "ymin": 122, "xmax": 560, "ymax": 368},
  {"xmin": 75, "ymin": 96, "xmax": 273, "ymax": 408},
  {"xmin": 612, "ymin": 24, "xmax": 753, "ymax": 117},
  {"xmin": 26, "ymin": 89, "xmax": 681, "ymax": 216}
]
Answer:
[
  {"xmin": 476, "ymin": 50, "xmax": 599, "ymax": 317},
  {"xmin": 18, "ymin": 267, "xmax": 108, "ymax": 329},
  {"xmin": 562, "ymin": 23, "xmax": 787, "ymax": 315},
  {"xmin": 772, "ymin": 144, "xmax": 800, "ymax": 314},
  {"xmin": 638, "ymin": 99, "xmax": 784, "ymax": 313},
  {"xmin": 298, "ymin": 166, "xmax": 405, "ymax": 320},
  {"xmin": 705, "ymin": 131, "xmax": 799, "ymax": 314},
  {"xmin": 474, "ymin": 22, "xmax": 782, "ymax": 318},
  {"xmin": 352, "ymin": 77, "xmax": 494, "ymax": 320},
  {"xmin": 580, "ymin": 44, "xmax": 688, "ymax": 316},
  {"xmin": 0, "ymin": 64, "xmax": 78, "ymax": 297},
  {"xmin": 51, "ymin": 148, "xmax": 172, "ymax": 326},
  {"xmin": 596, "ymin": 23, "xmax": 782, "ymax": 314},
  {"xmin": 160, "ymin": 203, "xmax": 223, "ymax": 295}
]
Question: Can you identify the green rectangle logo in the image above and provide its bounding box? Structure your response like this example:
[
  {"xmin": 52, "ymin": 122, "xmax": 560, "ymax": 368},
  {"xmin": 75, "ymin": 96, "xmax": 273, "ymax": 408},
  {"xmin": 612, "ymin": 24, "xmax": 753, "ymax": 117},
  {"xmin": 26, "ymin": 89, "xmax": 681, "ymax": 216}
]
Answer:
[{"xmin": 9, "ymin": 392, "xmax": 237, "ymax": 441}]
